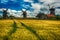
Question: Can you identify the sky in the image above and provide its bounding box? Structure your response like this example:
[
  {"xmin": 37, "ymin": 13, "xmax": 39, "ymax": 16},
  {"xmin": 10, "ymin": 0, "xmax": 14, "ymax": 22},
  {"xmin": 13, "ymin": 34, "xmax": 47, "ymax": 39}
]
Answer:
[{"xmin": 0, "ymin": 0, "xmax": 60, "ymax": 17}]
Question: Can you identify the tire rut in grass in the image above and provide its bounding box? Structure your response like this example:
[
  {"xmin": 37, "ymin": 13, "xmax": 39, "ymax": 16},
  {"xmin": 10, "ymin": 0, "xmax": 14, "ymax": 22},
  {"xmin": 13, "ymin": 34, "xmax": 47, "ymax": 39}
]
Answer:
[
  {"xmin": 49, "ymin": 31, "xmax": 60, "ymax": 40},
  {"xmin": 9, "ymin": 21, "xmax": 17, "ymax": 35},
  {"xmin": 21, "ymin": 22, "xmax": 45, "ymax": 40},
  {"xmin": 3, "ymin": 21, "xmax": 17, "ymax": 40}
]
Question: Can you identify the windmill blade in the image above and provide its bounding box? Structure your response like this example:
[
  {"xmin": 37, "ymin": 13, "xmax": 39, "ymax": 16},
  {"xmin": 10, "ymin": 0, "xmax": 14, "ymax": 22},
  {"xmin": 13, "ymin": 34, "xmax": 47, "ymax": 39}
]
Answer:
[{"xmin": 48, "ymin": 4, "xmax": 51, "ymax": 9}]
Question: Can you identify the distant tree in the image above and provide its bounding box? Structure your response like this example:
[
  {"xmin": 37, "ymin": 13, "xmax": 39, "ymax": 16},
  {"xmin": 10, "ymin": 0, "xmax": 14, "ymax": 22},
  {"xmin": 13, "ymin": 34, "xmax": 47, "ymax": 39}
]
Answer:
[
  {"xmin": 56, "ymin": 15, "xmax": 60, "ymax": 20},
  {"xmin": 36, "ymin": 12, "xmax": 48, "ymax": 19},
  {"xmin": 2, "ymin": 9, "xmax": 8, "ymax": 19},
  {"xmin": 0, "ymin": 15, "xmax": 2, "ymax": 19},
  {"xmin": 9, "ymin": 15, "xmax": 14, "ymax": 19},
  {"xmin": 8, "ymin": 13, "xmax": 14, "ymax": 19}
]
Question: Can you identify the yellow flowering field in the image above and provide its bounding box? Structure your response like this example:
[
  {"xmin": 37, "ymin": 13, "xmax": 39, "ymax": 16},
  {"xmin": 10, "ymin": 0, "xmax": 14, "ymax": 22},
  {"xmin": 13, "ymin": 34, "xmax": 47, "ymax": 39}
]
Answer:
[{"xmin": 0, "ymin": 20, "xmax": 60, "ymax": 40}]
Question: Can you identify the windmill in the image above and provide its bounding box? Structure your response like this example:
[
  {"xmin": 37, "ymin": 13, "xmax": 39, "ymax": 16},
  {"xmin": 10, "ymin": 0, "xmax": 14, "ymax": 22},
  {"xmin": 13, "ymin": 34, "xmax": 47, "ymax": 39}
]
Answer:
[
  {"xmin": 2, "ymin": 8, "xmax": 8, "ymax": 19},
  {"xmin": 48, "ymin": 4, "xmax": 55, "ymax": 15},
  {"xmin": 22, "ymin": 9, "xmax": 27, "ymax": 18}
]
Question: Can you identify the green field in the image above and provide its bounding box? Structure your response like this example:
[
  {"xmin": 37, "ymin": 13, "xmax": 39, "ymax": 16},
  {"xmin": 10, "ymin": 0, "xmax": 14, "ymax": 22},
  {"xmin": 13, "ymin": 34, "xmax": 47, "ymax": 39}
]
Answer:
[{"xmin": 0, "ymin": 20, "xmax": 60, "ymax": 40}]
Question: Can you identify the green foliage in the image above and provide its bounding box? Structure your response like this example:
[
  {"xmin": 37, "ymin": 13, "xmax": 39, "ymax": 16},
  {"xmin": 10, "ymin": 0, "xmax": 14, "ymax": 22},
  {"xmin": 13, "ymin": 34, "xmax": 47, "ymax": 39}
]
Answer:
[{"xmin": 56, "ymin": 15, "xmax": 60, "ymax": 20}]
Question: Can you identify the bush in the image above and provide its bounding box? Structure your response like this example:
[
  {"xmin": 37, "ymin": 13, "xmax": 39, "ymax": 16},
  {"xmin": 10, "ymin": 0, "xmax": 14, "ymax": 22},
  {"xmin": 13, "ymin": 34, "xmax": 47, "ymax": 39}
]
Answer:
[{"xmin": 56, "ymin": 15, "xmax": 60, "ymax": 20}]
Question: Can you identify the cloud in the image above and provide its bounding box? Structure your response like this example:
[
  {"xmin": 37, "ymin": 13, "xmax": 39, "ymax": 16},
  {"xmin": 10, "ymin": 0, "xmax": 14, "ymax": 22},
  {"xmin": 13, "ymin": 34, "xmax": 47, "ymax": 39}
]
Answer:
[
  {"xmin": 7, "ymin": 9, "xmax": 20, "ymax": 17},
  {"xmin": 53, "ymin": 0, "xmax": 60, "ymax": 2},
  {"xmin": 7, "ymin": 9, "xmax": 28, "ymax": 17},
  {"xmin": 1, "ymin": 0, "xmax": 8, "ymax": 3},
  {"xmin": 22, "ymin": 5, "xmax": 31, "ymax": 9},
  {"xmin": 0, "ymin": 9, "xmax": 2, "ymax": 11},
  {"xmin": 24, "ymin": 0, "xmax": 33, "ymax": 2},
  {"xmin": 53, "ymin": 2, "xmax": 60, "ymax": 7},
  {"xmin": 39, "ymin": 0, "xmax": 60, "ymax": 4},
  {"xmin": 55, "ymin": 9, "xmax": 60, "ymax": 15},
  {"xmin": 31, "ymin": 3, "xmax": 41, "ymax": 13},
  {"xmin": 8, "ymin": 9, "xmax": 17, "ymax": 14}
]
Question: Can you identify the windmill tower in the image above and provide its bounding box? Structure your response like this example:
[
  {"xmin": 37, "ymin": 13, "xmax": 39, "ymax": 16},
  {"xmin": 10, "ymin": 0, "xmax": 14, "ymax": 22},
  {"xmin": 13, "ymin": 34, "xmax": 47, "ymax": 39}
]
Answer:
[
  {"xmin": 2, "ymin": 8, "xmax": 8, "ymax": 19},
  {"xmin": 22, "ymin": 9, "xmax": 27, "ymax": 18}
]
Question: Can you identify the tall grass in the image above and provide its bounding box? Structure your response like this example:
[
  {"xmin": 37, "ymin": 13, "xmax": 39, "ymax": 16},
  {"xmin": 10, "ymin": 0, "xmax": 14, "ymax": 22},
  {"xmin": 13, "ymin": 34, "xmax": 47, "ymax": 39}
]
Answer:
[
  {"xmin": 0, "ymin": 20, "xmax": 60, "ymax": 40},
  {"xmin": 20, "ymin": 20, "xmax": 60, "ymax": 40},
  {"xmin": 21, "ymin": 22, "xmax": 45, "ymax": 40},
  {"xmin": 3, "ymin": 21, "xmax": 17, "ymax": 40}
]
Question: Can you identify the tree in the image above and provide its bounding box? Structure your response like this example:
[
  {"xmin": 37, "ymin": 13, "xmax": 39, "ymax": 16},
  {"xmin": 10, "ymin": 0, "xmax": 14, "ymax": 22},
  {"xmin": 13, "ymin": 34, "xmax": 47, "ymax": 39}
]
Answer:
[
  {"xmin": 56, "ymin": 15, "xmax": 60, "ymax": 20},
  {"xmin": 36, "ymin": 12, "xmax": 48, "ymax": 19},
  {"xmin": 0, "ymin": 15, "xmax": 2, "ymax": 19}
]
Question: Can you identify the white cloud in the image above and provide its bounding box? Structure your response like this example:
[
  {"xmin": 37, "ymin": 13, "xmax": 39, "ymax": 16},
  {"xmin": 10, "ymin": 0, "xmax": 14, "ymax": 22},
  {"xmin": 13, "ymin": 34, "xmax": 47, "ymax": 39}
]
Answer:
[
  {"xmin": 0, "ymin": 9, "xmax": 2, "ymax": 11},
  {"xmin": 8, "ymin": 9, "xmax": 17, "ymax": 14},
  {"xmin": 31, "ymin": 3, "xmax": 41, "ymax": 10},
  {"xmin": 53, "ymin": 2, "xmax": 60, "ymax": 7},
  {"xmin": 11, "ymin": 10, "xmax": 17, "ymax": 13},
  {"xmin": 8, "ymin": 9, "xmax": 24, "ymax": 17},
  {"xmin": 55, "ymin": 9, "xmax": 60, "ymax": 15},
  {"xmin": 1, "ymin": 0, "xmax": 8, "ymax": 3},
  {"xmin": 26, "ymin": 10, "xmax": 36, "ymax": 18},
  {"xmin": 7, "ymin": 9, "xmax": 17, "ymax": 17},
  {"xmin": 22, "ymin": 9, "xmax": 26, "ymax": 11},
  {"xmin": 53, "ymin": 0, "xmax": 60, "ymax": 2},
  {"xmin": 17, "ymin": 11, "xmax": 22, "ymax": 13},
  {"xmin": 1, "ymin": 0, "xmax": 18, "ymax": 3},
  {"xmin": 40, "ymin": 0, "xmax": 60, "ymax": 4},
  {"xmin": 24, "ymin": 0, "xmax": 33, "ymax": 2},
  {"xmin": 31, "ymin": 3, "xmax": 41, "ymax": 14},
  {"xmin": 22, "ymin": 5, "xmax": 31, "ymax": 9}
]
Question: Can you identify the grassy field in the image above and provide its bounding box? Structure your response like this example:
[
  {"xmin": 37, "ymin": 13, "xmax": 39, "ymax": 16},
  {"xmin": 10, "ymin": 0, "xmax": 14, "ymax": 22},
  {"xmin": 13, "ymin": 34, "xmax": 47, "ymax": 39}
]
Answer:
[{"xmin": 0, "ymin": 19, "xmax": 60, "ymax": 40}]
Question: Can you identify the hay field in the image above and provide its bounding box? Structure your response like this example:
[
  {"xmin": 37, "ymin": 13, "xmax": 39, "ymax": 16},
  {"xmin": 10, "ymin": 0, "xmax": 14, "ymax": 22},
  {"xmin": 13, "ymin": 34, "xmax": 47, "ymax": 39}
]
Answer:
[{"xmin": 0, "ymin": 20, "xmax": 60, "ymax": 40}]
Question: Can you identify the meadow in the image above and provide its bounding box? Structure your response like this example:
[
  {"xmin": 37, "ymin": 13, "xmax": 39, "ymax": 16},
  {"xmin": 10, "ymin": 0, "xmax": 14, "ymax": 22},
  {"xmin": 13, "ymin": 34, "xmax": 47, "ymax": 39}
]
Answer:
[{"xmin": 0, "ymin": 19, "xmax": 60, "ymax": 40}]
